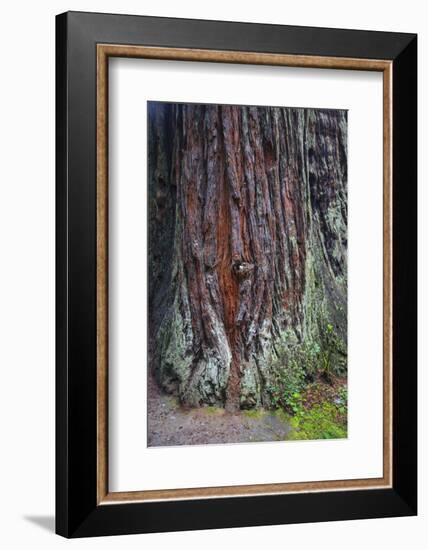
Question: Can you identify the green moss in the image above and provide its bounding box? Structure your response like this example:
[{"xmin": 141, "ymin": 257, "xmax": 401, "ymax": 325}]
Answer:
[
  {"xmin": 288, "ymin": 401, "xmax": 347, "ymax": 440},
  {"xmin": 203, "ymin": 406, "xmax": 224, "ymax": 416},
  {"xmin": 243, "ymin": 408, "xmax": 266, "ymax": 419}
]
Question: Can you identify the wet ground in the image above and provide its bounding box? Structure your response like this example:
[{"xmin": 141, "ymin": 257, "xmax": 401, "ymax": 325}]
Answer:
[{"xmin": 147, "ymin": 374, "xmax": 291, "ymax": 447}]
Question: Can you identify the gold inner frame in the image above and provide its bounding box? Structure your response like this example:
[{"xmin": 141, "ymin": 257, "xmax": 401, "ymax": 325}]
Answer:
[{"xmin": 96, "ymin": 44, "xmax": 393, "ymax": 505}]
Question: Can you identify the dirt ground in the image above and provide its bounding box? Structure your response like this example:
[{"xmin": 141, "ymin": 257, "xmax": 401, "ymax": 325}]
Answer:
[{"xmin": 147, "ymin": 373, "xmax": 291, "ymax": 447}]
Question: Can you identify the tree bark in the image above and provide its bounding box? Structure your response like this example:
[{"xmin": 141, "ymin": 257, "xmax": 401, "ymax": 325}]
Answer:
[{"xmin": 148, "ymin": 102, "xmax": 347, "ymax": 410}]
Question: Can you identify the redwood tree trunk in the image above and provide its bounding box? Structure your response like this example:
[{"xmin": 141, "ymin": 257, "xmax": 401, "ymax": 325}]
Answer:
[{"xmin": 148, "ymin": 102, "xmax": 347, "ymax": 410}]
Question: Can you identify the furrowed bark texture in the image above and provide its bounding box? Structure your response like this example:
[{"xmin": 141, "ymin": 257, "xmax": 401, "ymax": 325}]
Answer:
[{"xmin": 148, "ymin": 102, "xmax": 347, "ymax": 410}]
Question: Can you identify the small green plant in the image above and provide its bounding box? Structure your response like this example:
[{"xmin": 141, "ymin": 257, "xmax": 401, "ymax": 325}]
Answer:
[
  {"xmin": 288, "ymin": 392, "xmax": 302, "ymax": 414},
  {"xmin": 335, "ymin": 385, "xmax": 348, "ymax": 415}
]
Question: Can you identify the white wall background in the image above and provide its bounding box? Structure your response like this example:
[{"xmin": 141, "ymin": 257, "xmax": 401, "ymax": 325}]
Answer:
[{"xmin": 0, "ymin": 1, "xmax": 424, "ymax": 548}]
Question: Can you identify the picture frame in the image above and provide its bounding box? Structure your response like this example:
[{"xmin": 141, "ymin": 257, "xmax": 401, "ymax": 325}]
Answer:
[{"xmin": 56, "ymin": 11, "xmax": 417, "ymax": 538}]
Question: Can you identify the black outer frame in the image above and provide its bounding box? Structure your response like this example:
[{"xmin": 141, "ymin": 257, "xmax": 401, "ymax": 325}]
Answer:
[{"xmin": 56, "ymin": 11, "xmax": 417, "ymax": 538}]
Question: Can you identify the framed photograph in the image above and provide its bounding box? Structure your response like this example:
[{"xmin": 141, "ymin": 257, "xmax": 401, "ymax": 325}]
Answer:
[{"xmin": 56, "ymin": 11, "xmax": 417, "ymax": 537}]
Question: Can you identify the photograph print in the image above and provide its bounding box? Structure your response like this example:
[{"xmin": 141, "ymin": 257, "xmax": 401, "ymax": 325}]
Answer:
[{"xmin": 147, "ymin": 101, "xmax": 348, "ymax": 447}]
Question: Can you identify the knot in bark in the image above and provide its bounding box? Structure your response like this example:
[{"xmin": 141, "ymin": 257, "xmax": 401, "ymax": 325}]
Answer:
[{"xmin": 232, "ymin": 261, "xmax": 255, "ymax": 281}]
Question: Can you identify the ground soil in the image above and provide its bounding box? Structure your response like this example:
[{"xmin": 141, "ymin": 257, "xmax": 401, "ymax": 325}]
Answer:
[{"xmin": 147, "ymin": 373, "xmax": 291, "ymax": 447}]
